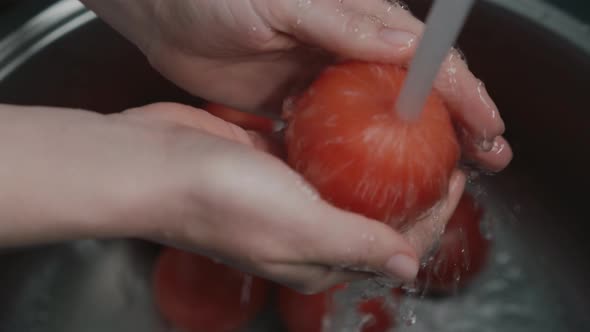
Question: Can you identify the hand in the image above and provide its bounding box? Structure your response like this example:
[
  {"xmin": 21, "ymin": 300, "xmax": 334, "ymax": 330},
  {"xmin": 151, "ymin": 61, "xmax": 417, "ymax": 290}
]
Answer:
[
  {"xmin": 0, "ymin": 102, "xmax": 461, "ymax": 293},
  {"xmin": 119, "ymin": 102, "xmax": 467, "ymax": 293},
  {"xmin": 71, "ymin": 0, "xmax": 515, "ymax": 291},
  {"xmin": 81, "ymin": 0, "xmax": 512, "ymax": 172}
]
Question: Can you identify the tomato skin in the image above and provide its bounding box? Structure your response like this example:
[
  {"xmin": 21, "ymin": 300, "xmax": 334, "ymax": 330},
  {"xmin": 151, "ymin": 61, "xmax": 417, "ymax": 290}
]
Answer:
[
  {"xmin": 278, "ymin": 286, "xmax": 335, "ymax": 332},
  {"xmin": 278, "ymin": 284, "xmax": 348, "ymax": 332},
  {"xmin": 284, "ymin": 61, "xmax": 460, "ymax": 229},
  {"xmin": 278, "ymin": 285, "xmax": 395, "ymax": 332},
  {"xmin": 153, "ymin": 247, "xmax": 271, "ymax": 332},
  {"xmin": 416, "ymin": 193, "xmax": 491, "ymax": 294},
  {"xmin": 205, "ymin": 102, "xmax": 275, "ymax": 133}
]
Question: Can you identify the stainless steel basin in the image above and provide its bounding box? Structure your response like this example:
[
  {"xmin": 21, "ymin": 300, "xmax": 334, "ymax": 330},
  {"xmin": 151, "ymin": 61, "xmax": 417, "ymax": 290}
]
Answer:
[{"xmin": 1, "ymin": 1, "xmax": 589, "ymax": 331}]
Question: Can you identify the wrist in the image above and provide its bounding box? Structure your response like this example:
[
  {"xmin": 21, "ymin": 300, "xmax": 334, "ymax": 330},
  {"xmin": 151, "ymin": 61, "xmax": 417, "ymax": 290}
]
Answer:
[{"xmin": 99, "ymin": 109, "xmax": 218, "ymax": 248}]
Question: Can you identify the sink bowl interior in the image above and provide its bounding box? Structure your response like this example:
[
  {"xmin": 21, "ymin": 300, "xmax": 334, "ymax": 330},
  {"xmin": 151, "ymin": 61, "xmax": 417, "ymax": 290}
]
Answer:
[{"xmin": 1, "ymin": 1, "xmax": 589, "ymax": 331}]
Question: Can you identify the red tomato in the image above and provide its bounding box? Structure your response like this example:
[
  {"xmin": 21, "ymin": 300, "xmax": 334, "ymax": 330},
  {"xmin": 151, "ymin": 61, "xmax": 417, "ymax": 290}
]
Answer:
[
  {"xmin": 284, "ymin": 61, "xmax": 460, "ymax": 229},
  {"xmin": 278, "ymin": 286, "xmax": 335, "ymax": 332},
  {"xmin": 278, "ymin": 285, "xmax": 395, "ymax": 332},
  {"xmin": 416, "ymin": 193, "xmax": 491, "ymax": 294},
  {"xmin": 205, "ymin": 102, "xmax": 276, "ymax": 133},
  {"xmin": 391, "ymin": 287, "xmax": 403, "ymax": 298},
  {"xmin": 153, "ymin": 247, "xmax": 271, "ymax": 332}
]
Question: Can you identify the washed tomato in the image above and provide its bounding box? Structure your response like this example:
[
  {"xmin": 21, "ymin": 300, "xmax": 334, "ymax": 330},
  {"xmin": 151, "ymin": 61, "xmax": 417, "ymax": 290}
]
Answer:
[
  {"xmin": 284, "ymin": 61, "xmax": 460, "ymax": 229},
  {"xmin": 390, "ymin": 287, "xmax": 403, "ymax": 298},
  {"xmin": 205, "ymin": 102, "xmax": 275, "ymax": 133},
  {"xmin": 278, "ymin": 286, "xmax": 336, "ymax": 332},
  {"xmin": 278, "ymin": 285, "xmax": 395, "ymax": 332},
  {"xmin": 416, "ymin": 193, "xmax": 491, "ymax": 294},
  {"xmin": 153, "ymin": 247, "xmax": 271, "ymax": 332}
]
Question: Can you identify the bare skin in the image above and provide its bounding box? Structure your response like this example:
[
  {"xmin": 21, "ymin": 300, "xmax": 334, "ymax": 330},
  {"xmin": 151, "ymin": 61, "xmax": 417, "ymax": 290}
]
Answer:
[{"xmin": 0, "ymin": 0, "xmax": 512, "ymax": 294}]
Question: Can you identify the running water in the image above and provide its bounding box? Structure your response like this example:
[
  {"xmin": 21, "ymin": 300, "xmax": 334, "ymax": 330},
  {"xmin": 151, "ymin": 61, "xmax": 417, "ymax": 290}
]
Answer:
[
  {"xmin": 395, "ymin": 0, "xmax": 476, "ymax": 120},
  {"xmin": 324, "ymin": 184, "xmax": 572, "ymax": 332}
]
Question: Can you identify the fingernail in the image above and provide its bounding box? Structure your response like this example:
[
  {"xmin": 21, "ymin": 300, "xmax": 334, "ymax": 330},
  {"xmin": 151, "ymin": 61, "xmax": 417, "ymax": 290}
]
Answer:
[
  {"xmin": 379, "ymin": 28, "xmax": 416, "ymax": 49},
  {"xmin": 385, "ymin": 254, "xmax": 419, "ymax": 281}
]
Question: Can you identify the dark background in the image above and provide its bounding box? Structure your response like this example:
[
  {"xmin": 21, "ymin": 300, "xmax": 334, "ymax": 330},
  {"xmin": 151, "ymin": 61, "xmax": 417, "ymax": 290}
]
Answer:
[{"xmin": 551, "ymin": 0, "xmax": 590, "ymax": 22}]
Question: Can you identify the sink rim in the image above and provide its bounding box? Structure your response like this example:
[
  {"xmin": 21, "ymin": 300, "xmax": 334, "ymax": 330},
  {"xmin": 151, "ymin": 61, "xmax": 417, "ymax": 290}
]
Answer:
[{"xmin": 0, "ymin": 0, "xmax": 93, "ymax": 81}]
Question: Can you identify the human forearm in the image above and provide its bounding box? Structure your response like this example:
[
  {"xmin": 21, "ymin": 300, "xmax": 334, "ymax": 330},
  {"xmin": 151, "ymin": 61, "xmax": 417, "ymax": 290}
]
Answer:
[{"xmin": 0, "ymin": 104, "xmax": 159, "ymax": 246}]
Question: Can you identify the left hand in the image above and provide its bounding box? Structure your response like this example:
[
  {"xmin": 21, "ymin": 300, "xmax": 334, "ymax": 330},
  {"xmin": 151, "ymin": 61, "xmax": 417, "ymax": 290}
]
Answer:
[{"xmin": 81, "ymin": 0, "xmax": 512, "ymax": 172}]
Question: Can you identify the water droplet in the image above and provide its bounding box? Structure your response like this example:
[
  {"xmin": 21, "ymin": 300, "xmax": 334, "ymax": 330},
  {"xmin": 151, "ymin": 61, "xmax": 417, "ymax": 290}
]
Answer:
[
  {"xmin": 402, "ymin": 307, "xmax": 417, "ymax": 326},
  {"xmin": 387, "ymin": 0, "xmax": 409, "ymax": 12},
  {"xmin": 292, "ymin": 172, "xmax": 320, "ymax": 202},
  {"xmin": 297, "ymin": 0, "xmax": 313, "ymax": 9},
  {"xmin": 492, "ymin": 140, "xmax": 506, "ymax": 155},
  {"xmin": 398, "ymin": 1, "xmax": 410, "ymax": 11}
]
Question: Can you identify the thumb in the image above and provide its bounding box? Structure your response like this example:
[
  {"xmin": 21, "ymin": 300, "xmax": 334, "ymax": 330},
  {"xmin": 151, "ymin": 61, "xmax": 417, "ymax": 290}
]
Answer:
[
  {"xmin": 124, "ymin": 102, "xmax": 253, "ymax": 143},
  {"xmin": 123, "ymin": 102, "xmax": 281, "ymax": 154},
  {"xmin": 306, "ymin": 205, "xmax": 421, "ymax": 282},
  {"xmin": 266, "ymin": 0, "xmax": 423, "ymax": 62}
]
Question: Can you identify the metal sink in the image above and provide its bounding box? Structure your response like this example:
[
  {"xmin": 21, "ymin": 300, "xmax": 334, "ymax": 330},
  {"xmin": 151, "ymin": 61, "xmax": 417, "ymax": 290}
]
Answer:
[{"xmin": 1, "ymin": 1, "xmax": 589, "ymax": 331}]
